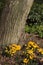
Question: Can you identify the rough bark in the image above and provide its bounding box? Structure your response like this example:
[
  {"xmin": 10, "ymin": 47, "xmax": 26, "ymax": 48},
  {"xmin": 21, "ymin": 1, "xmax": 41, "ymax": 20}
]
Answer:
[{"xmin": 0, "ymin": 0, "xmax": 34, "ymax": 46}]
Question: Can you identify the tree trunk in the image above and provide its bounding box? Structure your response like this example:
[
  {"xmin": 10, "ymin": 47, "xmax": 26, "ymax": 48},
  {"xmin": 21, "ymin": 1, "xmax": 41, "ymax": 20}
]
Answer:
[{"xmin": 0, "ymin": 0, "xmax": 34, "ymax": 46}]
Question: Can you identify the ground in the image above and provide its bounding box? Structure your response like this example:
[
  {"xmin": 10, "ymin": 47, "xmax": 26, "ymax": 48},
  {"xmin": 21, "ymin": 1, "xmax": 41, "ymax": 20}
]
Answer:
[{"xmin": 0, "ymin": 33, "xmax": 43, "ymax": 65}]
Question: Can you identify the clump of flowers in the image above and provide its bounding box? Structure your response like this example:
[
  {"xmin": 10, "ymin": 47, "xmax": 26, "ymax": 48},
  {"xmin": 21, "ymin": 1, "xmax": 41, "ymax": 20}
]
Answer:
[
  {"xmin": 22, "ymin": 41, "xmax": 43, "ymax": 64},
  {"xmin": 2, "ymin": 44, "xmax": 21, "ymax": 57},
  {"xmin": 27, "ymin": 41, "xmax": 43, "ymax": 55},
  {"xmin": 2, "ymin": 41, "xmax": 43, "ymax": 65}
]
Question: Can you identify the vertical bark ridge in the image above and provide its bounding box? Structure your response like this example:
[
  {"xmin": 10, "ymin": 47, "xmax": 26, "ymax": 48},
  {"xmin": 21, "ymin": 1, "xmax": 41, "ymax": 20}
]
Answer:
[{"xmin": 0, "ymin": 0, "xmax": 34, "ymax": 46}]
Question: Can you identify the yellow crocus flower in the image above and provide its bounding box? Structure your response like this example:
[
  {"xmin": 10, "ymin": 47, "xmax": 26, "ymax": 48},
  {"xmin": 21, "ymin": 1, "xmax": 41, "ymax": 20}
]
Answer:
[
  {"xmin": 30, "ymin": 56, "xmax": 33, "ymax": 60},
  {"xmin": 16, "ymin": 45, "xmax": 21, "ymax": 50},
  {"xmin": 41, "ymin": 51, "xmax": 43, "ymax": 54},
  {"xmin": 27, "ymin": 50, "xmax": 33, "ymax": 54},
  {"xmin": 38, "ymin": 48, "xmax": 43, "ymax": 52},
  {"xmin": 28, "ymin": 41, "xmax": 34, "ymax": 45},
  {"xmin": 23, "ymin": 58, "xmax": 29, "ymax": 63}
]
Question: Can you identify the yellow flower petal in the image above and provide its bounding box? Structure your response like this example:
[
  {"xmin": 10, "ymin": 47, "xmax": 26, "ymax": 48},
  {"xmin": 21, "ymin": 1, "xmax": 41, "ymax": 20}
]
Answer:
[{"xmin": 23, "ymin": 58, "xmax": 29, "ymax": 63}]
